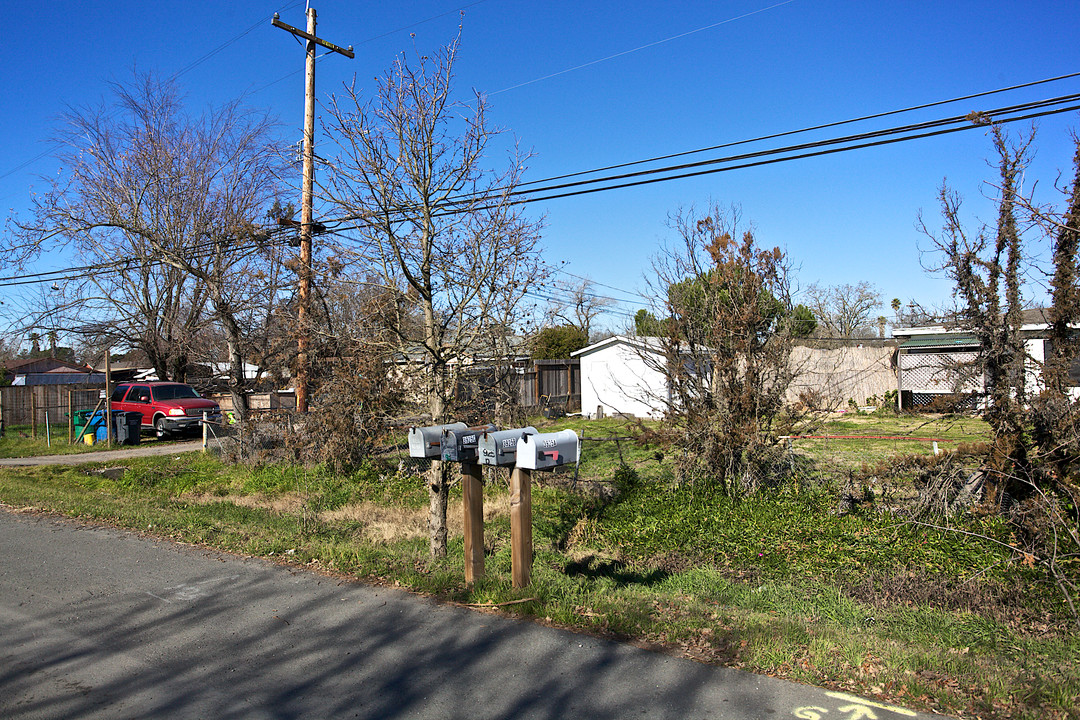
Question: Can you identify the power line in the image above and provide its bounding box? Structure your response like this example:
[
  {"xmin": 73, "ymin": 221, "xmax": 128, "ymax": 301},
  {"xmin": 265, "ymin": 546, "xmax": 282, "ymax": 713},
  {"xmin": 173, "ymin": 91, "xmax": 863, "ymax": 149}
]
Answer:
[
  {"xmin": 0, "ymin": 228, "xmax": 295, "ymax": 289},
  {"xmin": 504, "ymin": 100, "xmax": 1080, "ymax": 207},
  {"xmin": 321, "ymin": 89, "xmax": 1080, "ymax": 229},
  {"xmin": 168, "ymin": 1, "xmax": 307, "ymax": 83},
  {"xmin": 515, "ymin": 70, "xmax": 1080, "ymax": 188},
  {"xmin": 10, "ymin": 80, "xmax": 1080, "ymax": 299},
  {"xmin": 488, "ymin": 0, "xmax": 798, "ymax": 96}
]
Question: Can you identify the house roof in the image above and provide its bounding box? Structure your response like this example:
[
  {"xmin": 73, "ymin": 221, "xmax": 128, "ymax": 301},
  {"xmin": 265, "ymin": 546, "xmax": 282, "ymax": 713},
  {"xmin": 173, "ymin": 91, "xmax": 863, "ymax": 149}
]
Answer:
[
  {"xmin": 11, "ymin": 372, "xmax": 106, "ymax": 386},
  {"xmin": 893, "ymin": 308, "xmax": 1063, "ymax": 339},
  {"xmin": 899, "ymin": 334, "xmax": 980, "ymax": 350},
  {"xmin": 5, "ymin": 357, "xmax": 91, "ymax": 373},
  {"xmin": 571, "ymin": 335, "xmax": 662, "ymax": 358}
]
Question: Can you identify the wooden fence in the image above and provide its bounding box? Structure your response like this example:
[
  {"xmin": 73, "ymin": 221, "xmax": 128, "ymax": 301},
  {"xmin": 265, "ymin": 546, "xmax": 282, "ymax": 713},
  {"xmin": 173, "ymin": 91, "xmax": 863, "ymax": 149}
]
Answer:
[
  {"xmin": 0, "ymin": 384, "xmax": 108, "ymax": 435},
  {"xmin": 785, "ymin": 345, "xmax": 897, "ymax": 409},
  {"xmin": 520, "ymin": 359, "xmax": 580, "ymax": 411},
  {"xmin": 209, "ymin": 391, "xmax": 296, "ymax": 414}
]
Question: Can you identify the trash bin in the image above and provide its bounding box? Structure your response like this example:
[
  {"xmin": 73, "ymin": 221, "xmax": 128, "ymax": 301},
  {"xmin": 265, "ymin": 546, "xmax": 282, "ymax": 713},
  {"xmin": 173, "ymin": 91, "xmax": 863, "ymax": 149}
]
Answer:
[
  {"xmin": 115, "ymin": 411, "xmax": 142, "ymax": 445},
  {"xmin": 73, "ymin": 409, "xmax": 92, "ymax": 440}
]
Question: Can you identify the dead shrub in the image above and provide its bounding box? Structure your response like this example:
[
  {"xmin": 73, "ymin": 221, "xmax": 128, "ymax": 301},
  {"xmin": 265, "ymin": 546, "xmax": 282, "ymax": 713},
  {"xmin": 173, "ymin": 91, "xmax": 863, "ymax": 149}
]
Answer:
[{"xmin": 221, "ymin": 343, "xmax": 404, "ymax": 471}]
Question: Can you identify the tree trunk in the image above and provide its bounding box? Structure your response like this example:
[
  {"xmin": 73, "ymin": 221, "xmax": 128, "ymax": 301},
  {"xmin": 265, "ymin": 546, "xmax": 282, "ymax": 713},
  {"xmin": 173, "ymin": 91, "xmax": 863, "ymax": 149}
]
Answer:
[
  {"xmin": 219, "ymin": 308, "xmax": 249, "ymax": 423},
  {"xmin": 426, "ymin": 347, "xmax": 451, "ymax": 557},
  {"xmin": 428, "ymin": 459, "xmax": 450, "ymax": 558}
]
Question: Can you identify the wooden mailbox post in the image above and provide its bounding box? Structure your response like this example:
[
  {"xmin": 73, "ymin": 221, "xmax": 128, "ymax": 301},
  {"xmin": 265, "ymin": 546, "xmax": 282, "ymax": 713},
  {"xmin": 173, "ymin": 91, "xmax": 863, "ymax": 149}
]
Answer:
[
  {"xmin": 410, "ymin": 423, "xmax": 579, "ymax": 589},
  {"xmin": 509, "ymin": 466, "xmax": 533, "ymax": 588},
  {"xmin": 511, "ymin": 430, "xmax": 581, "ymax": 588},
  {"xmin": 441, "ymin": 425, "xmax": 496, "ymax": 584}
]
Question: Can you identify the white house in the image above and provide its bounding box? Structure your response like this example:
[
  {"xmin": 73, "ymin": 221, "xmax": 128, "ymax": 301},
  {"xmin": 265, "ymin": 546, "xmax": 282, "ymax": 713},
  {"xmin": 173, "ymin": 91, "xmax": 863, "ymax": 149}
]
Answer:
[
  {"xmin": 892, "ymin": 309, "xmax": 1079, "ymax": 407},
  {"xmin": 572, "ymin": 336, "xmax": 668, "ymax": 419}
]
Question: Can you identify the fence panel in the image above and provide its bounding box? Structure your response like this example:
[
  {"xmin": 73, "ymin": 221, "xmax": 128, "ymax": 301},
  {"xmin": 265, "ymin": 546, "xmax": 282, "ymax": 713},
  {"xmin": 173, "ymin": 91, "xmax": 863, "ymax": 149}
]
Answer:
[
  {"xmin": 1, "ymin": 385, "xmax": 107, "ymax": 433},
  {"xmin": 519, "ymin": 359, "xmax": 580, "ymax": 412}
]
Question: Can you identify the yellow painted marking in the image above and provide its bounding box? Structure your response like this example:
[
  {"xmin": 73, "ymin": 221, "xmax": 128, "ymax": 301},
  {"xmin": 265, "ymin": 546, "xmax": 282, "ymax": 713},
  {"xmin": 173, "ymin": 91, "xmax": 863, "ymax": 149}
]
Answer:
[
  {"xmin": 792, "ymin": 707, "xmax": 828, "ymax": 719},
  {"xmin": 838, "ymin": 704, "xmax": 878, "ymax": 720},
  {"xmin": 825, "ymin": 692, "xmax": 917, "ymax": 717}
]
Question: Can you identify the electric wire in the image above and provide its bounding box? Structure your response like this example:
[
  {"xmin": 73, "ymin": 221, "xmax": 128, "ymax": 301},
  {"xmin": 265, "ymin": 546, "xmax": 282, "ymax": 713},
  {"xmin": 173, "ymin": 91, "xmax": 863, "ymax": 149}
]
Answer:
[
  {"xmin": 168, "ymin": 0, "xmax": 307, "ymax": 83},
  {"xmin": 0, "ymin": 228, "xmax": 297, "ymax": 289},
  {"xmin": 514, "ymin": 69, "xmax": 1080, "ymax": 187},
  {"xmin": 321, "ymin": 90, "xmax": 1080, "ymax": 229},
  {"xmin": 7, "ymin": 79, "xmax": 1080, "ymax": 305},
  {"xmin": 249, "ymin": 0, "xmax": 491, "ymax": 96},
  {"xmin": 488, "ymin": 0, "xmax": 797, "ymax": 96},
  {"xmin": 498, "ymin": 100, "xmax": 1080, "ymax": 208}
]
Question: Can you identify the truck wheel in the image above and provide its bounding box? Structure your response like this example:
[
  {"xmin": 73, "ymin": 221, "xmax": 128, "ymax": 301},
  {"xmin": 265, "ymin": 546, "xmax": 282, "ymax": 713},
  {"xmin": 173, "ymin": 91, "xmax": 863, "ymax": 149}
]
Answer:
[{"xmin": 155, "ymin": 416, "xmax": 169, "ymax": 439}]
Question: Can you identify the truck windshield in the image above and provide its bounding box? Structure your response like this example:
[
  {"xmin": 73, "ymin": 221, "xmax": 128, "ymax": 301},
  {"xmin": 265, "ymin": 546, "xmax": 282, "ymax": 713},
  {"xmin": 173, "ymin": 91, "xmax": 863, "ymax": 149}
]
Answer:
[{"xmin": 152, "ymin": 385, "xmax": 202, "ymax": 400}]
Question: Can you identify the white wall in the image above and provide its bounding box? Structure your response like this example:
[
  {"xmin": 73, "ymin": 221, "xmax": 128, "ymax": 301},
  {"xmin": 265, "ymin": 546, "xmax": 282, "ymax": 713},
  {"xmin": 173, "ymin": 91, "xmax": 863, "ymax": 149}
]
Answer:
[{"xmin": 578, "ymin": 340, "xmax": 667, "ymax": 419}]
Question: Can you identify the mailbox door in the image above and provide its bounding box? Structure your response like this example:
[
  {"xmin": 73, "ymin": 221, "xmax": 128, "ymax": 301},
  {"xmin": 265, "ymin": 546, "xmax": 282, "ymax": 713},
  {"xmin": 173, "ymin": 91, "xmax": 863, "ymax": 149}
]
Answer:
[
  {"xmin": 517, "ymin": 430, "xmax": 579, "ymax": 470},
  {"xmin": 478, "ymin": 427, "xmax": 536, "ymax": 466},
  {"xmin": 408, "ymin": 422, "xmax": 467, "ymax": 459},
  {"xmin": 442, "ymin": 425, "xmax": 497, "ymax": 463}
]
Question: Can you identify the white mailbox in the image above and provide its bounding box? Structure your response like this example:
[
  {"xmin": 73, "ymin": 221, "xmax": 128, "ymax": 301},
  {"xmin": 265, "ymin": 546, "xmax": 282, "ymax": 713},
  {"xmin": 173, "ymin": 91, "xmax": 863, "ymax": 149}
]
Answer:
[
  {"xmin": 441, "ymin": 424, "xmax": 498, "ymax": 463},
  {"xmin": 477, "ymin": 426, "xmax": 538, "ymax": 466},
  {"xmin": 516, "ymin": 430, "xmax": 580, "ymax": 470},
  {"xmin": 408, "ymin": 422, "xmax": 467, "ymax": 459}
]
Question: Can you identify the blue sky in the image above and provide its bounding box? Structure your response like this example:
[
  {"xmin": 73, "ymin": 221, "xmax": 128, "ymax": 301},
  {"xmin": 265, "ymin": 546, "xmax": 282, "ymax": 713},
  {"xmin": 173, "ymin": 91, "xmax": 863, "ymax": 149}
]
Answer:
[{"xmin": 3, "ymin": 0, "xmax": 1080, "ymax": 336}]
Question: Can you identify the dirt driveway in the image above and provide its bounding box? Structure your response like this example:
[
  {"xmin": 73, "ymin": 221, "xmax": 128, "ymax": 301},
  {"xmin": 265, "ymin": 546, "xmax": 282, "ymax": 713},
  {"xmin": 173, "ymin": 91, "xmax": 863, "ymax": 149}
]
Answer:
[{"xmin": 0, "ymin": 439, "xmax": 205, "ymax": 467}]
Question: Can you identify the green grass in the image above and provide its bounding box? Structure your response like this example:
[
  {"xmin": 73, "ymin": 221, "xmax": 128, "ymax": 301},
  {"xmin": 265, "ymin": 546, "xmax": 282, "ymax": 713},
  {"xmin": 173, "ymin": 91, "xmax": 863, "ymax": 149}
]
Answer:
[
  {"xmin": 791, "ymin": 412, "xmax": 993, "ymax": 471},
  {"xmin": 0, "ymin": 423, "xmax": 118, "ymax": 457},
  {"xmin": 0, "ymin": 423, "xmax": 191, "ymax": 458},
  {"xmin": 0, "ymin": 413, "xmax": 1076, "ymax": 720}
]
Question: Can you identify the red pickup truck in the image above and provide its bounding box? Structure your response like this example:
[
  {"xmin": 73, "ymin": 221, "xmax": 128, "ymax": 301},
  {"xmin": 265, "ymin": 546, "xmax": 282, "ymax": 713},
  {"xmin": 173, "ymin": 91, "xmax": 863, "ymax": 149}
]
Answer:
[{"xmin": 110, "ymin": 382, "xmax": 222, "ymax": 438}]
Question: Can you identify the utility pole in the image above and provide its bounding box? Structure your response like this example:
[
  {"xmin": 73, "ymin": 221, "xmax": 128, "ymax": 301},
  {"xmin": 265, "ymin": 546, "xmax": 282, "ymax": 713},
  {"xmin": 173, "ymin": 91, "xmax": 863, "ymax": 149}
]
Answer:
[{"xmin": 272, "ymin": 9, "xmax": 353, "ymax": 413}]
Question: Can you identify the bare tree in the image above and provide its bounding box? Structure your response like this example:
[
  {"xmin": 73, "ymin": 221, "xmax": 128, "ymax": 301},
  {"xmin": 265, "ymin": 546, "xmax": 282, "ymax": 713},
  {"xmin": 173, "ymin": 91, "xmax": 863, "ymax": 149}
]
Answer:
[
  {"xmin": 2, "ymin": 74, "xmax": 287, "ymax": 416},
  {"xmin": 802, "ymin": 281, "xmax": 883, "ymax": 338},
  {"xmin": 920, "ymin": 125, "xmax": 1033, "ymax": 508},
  {"xmin": 321, "ymin": 36, "xmax": 544, "ymax": 557},
  {"xmin": 640, "ymin": 204, "xmax": 800, "ymax": 493},
  {"xmin": 920, "ymin": 125, "xmax": 1080, "ymax": 623},
  {"xmin": 544, "ymin": 276, "xmax": 615, "ymax": 339}
]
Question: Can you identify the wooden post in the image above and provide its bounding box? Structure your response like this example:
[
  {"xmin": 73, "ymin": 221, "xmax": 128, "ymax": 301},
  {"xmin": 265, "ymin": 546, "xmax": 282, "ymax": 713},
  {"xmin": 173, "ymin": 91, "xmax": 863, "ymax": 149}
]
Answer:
[
  {"xmin": 30, "ymin": 391, "xmax": 37, "ymax": 438},
  {"xmin": 566, "ymin": 361, "xmax": 572, "ymax": 408},
  {"xmin": 271, "ymin": 9, "xmax": 353, "ymax": 413},
  {"xmin": 510, "ymin": 466, "xmax": 533, "ymax": 588},
  {"xmin": 105, "ymin": 349, "xmax": 113, "ymax": 446},
  {"xmin": 533, "ymin": 363, "xmax": 540, "ymax": 408},
  {"xmin": 67, "ymin": 390, "xmax": 74, "ymax": 445},
  {"xmin": 462, "ymin": 461, "xmax": 485, "ymax": 583}
]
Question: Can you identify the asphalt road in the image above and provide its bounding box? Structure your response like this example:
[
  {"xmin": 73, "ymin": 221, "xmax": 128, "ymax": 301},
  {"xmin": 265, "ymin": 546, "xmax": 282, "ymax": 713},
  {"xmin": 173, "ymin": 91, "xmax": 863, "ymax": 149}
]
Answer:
[
  {"xmin": 0, "ymin": 439, "xmax": 205, "ymax": 467},
  {"xmin": 0, "ymin": 509, "xmax": 946, "ymax": 720}
]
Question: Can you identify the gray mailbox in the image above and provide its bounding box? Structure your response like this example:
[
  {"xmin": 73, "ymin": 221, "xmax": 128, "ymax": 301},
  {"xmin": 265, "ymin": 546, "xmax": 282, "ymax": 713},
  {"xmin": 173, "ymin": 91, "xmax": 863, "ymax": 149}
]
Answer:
[
  {"xmin": 442, "ymin": 424, "xmax": 498, "ymax": 463},
  {"xmin": 477, "ymin": 426, "xmax": 538, "ymax": 466},
  {"xmin": 408, "ymin": 422, "xmax": 468, "ymax": 459},
  {"xmin": 516, "ymin": 430, "xmax": 580, "ymax": 470}
]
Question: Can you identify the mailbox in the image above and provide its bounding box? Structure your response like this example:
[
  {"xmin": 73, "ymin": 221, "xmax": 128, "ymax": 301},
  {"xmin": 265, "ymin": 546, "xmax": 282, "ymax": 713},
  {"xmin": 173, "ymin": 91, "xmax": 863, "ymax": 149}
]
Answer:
[
  {"xmin": 516, "ymin": 430, "xmax": 580, "ymax": 470},
  {"xmin": 408, "ymin": 422, "xmax": 468, "ymax": 459},
  {"xmin": 441, "ymin": 424, "xmax": 498, "ymax": 463},
  {"xmin": 477, "ymin": 426, "xmax": 538, "ymax": 466}
]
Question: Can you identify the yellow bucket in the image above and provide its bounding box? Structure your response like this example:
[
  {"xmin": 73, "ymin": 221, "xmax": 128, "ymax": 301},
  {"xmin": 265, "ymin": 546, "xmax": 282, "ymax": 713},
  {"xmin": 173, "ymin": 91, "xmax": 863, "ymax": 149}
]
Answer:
[{"xmin": 83, "ymin": 433, "xmax": 95, "ymax": 446}]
